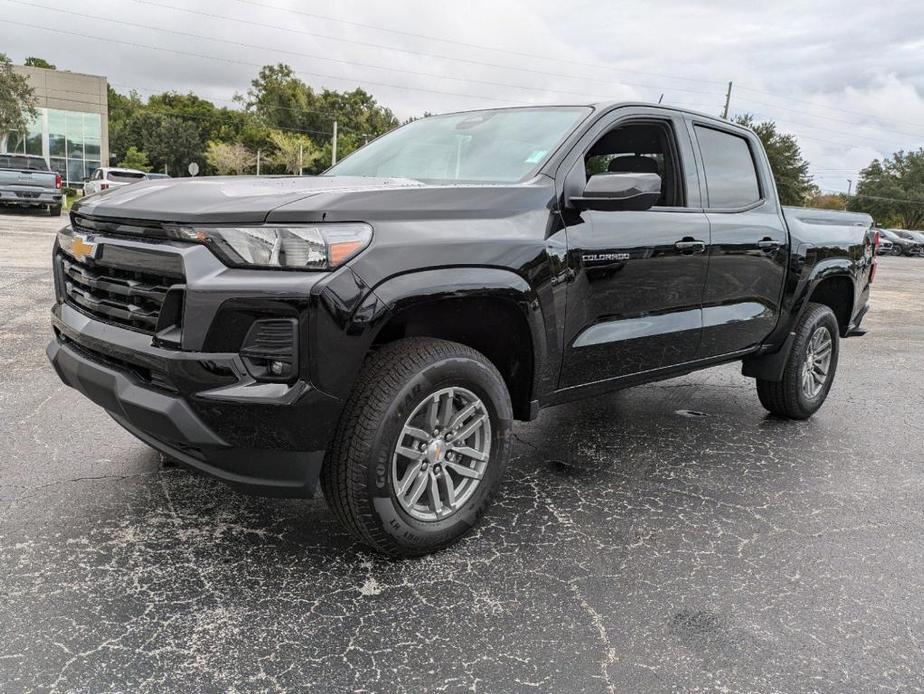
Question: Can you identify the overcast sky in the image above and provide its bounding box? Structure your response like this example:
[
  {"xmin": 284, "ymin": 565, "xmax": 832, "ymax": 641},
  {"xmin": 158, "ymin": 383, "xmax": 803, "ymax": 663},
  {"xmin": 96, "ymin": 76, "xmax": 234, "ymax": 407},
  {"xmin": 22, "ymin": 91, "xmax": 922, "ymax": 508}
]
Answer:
[{"xmin": 2, "ymin": 0, "xmax": 923, "ymax": 192}]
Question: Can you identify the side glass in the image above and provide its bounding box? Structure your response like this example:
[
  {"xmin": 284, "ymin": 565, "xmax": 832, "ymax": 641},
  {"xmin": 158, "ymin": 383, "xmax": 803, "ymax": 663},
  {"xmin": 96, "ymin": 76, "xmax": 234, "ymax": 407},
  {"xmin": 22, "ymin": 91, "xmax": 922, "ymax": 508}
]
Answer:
[
  {"xmin": 66, "ymin": 158, "xmax": 84, "ymax": 185},
  {"xmin": 48, "ymin": 110, "xmax": 66, "ymax": 157},
  {"xmin": 25, "ymin": 125, "xmax": 43, "ymax": 156},
  {"xmin": 49, "ymin": 157, "xmax": 67, "ymax": 180},
  {"xmin": 83, "ymin": 113, "xmax": 101, "ymax": 140},
  {"xmin": 66, "ymin": 111, "xmax": 84, "ymax": 159}
]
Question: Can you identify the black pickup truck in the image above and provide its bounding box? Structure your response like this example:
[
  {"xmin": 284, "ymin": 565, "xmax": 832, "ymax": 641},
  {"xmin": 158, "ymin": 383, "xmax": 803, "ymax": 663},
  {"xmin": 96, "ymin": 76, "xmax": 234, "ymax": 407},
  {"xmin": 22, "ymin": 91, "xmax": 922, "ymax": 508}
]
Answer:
[{"xmin": 48, "ymin": 103, "xmax": 876, "ymax": 555}]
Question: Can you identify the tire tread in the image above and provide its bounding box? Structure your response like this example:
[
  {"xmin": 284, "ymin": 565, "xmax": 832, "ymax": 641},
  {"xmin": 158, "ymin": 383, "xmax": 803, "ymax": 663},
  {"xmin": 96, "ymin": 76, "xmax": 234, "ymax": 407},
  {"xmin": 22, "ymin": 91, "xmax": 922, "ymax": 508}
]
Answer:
[
  {"xmin": 321, "ymin": 337, "xmax": 506, "ymax": 556},
  {"xmin": 756, "ymin": 302, "xmax": 838, "ymax": 420}
]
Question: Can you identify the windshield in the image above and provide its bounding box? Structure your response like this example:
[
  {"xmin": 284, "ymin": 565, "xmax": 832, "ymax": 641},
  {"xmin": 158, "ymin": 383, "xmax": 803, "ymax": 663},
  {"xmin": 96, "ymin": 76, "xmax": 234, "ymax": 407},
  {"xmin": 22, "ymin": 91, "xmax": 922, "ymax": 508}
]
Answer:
[{"xmin": 326, "ymin": 107, "xmax": 590, "ymax": 184}]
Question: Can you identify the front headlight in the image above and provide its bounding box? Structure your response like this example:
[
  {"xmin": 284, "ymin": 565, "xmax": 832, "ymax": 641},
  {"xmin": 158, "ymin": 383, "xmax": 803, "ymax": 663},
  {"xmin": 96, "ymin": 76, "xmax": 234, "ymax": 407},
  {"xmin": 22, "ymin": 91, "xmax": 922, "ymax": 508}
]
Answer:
[{"xmin": 169, "ymin": 223, "xmax": 372, "ymax": 270}]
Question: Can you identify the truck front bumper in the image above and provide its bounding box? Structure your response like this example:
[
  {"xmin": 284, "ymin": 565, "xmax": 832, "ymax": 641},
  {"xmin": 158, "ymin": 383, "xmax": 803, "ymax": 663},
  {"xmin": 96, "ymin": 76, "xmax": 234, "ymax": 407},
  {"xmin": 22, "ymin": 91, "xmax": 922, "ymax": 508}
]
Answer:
[{"xmin": 48, "ymin": 303, "xmax": 341, "ymax": 499}]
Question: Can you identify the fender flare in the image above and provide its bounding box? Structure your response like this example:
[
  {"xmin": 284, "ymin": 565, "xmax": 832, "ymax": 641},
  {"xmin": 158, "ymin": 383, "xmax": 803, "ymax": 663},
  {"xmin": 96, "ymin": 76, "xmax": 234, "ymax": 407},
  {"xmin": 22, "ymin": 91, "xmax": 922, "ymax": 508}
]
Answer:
[
  {"xmin": 743, "ymin": 257, "xmax": 855, "ymax": 382},
  {"xmin": 355, "ymin": 267, "xmax": 549, "ymax": 409}
]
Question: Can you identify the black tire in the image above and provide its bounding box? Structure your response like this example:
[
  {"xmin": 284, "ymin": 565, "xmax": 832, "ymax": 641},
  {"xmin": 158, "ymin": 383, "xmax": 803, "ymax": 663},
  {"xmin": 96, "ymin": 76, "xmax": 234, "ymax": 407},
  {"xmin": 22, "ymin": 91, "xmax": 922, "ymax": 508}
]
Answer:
[
  {"xmin": 321, "ymin": 338, "xmax": 513, "ymax": 557},
  {"xmin": 49, "ymin": 204, "xmax": 62, "ymax": 217},
  {"xmin": 756, "ymin": 302, "xmax": 840, "ymax": 420}
]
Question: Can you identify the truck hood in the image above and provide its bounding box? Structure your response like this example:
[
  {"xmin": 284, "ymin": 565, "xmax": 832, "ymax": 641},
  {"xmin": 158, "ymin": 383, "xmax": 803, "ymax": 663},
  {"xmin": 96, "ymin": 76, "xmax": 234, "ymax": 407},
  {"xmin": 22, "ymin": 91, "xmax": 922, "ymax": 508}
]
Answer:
[{"xmin": 71, "ymin": 175, "xmax": 427, "ymax": 224}]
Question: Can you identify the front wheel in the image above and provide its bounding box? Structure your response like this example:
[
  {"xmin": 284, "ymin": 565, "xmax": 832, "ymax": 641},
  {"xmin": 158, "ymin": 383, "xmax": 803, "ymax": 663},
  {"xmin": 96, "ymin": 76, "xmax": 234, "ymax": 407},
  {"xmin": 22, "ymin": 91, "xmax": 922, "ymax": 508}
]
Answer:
[
  {"xmin": 756, "ymin": 302, "xmax": 840, "ymax": 420},
  {"xmin": 321, "ymin": 338, "xmax": 512, "ymax": 557}
]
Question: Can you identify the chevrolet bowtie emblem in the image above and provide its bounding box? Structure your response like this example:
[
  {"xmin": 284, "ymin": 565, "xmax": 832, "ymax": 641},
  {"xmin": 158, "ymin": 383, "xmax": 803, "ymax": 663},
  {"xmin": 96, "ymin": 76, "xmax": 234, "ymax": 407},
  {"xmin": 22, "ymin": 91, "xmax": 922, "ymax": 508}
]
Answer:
[{"xmin": 71, "ymin": 234, "xmax": 99, "ymax": 263}]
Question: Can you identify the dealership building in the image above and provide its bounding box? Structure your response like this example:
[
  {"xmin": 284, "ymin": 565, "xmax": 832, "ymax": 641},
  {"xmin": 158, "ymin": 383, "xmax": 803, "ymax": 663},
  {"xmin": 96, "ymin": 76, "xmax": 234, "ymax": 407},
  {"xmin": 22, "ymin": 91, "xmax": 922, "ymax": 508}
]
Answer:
[{"xmin": 1, "ymin": 65, "xmax": 109, "ymax": 187}]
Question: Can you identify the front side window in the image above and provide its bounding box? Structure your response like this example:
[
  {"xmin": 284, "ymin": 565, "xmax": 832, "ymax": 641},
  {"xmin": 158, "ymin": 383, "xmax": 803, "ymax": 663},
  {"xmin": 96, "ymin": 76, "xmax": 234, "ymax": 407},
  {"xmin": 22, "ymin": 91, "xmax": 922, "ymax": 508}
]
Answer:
[
  {"xmin": 326, "ymin": 107, "xmax": 590, "ymax": 184},
  {"xmin": 582, "ymin": 120, "xmax": 685, "ymax": 207},
  {"xmin": 695, "ymin": 126, "xmax": 761, "ymax": 208}
]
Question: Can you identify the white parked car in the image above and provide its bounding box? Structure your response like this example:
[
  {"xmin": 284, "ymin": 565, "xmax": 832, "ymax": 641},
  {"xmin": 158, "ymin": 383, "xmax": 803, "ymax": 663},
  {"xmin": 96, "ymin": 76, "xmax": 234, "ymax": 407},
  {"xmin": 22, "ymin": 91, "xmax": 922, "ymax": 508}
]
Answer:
[{"xmin": 83, "ymin": 167, "xmax": 148, "ymax": 196}]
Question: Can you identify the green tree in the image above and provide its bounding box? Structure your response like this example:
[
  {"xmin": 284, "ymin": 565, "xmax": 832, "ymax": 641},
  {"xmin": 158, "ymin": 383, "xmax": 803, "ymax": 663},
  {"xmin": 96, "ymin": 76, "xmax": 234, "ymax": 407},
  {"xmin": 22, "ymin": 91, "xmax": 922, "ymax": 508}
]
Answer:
[
  {"xmin": 0, "ymin": 52, "xmax": 37, "ymax": 136},
  {"xmin": 107, "ymin": 86, "xmax": 145, "ymax": 165},
  {"xmin": 734, "ymin": 114, "xmax": 816, "ymax": 206},
  {"xmin": 268, "ymin": 129, "xmax": 320, "ymax": 174},
  {"xmin": 24, "ymin": 57, "xmax": 56, "ymax": 69},
  {"xmin": 205, "ymin": 141, "xmax": 255, "ymax": 175},
  {"xmin": 241, "ymin": 64, "xmax": 398, "ymax": 173},
  {"xmin": 806, "ymin": 192, "xmax": 848, "ymax": 210},
  {"xmin": 118, "ymin": 146, "xmax": 151, "ymax": 172},
  {"xmin": 121, "ymin": 112, "xmax": 202, "ymax": 176},
  {"xmin": 148, "ymin": 116, "xmax": 203, "ymax": 176},
  {"xmin": 850, "ymin": 149, "xmax": 924, "ymax": 229}
]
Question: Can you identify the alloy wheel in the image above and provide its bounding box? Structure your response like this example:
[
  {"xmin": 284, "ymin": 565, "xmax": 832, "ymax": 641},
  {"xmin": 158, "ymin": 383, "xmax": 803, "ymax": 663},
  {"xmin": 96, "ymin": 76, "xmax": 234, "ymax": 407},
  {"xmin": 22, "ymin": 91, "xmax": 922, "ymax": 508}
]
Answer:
[
  {"xmin": 801, "ymin": 326, "xmax": 833, "ymax": 399},
  {"xmin": 391, "ymin": 386, "xmax": 491, "ymax": 521}
]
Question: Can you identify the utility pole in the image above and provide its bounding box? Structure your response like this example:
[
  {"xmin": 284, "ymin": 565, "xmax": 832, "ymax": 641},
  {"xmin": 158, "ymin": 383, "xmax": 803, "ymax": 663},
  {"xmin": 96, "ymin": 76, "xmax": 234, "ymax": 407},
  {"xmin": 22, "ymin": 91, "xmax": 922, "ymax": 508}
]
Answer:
[
  {"xmin": 298, "ymin": 143, "xmax": 303, "ymax": 175},
  {"xmin": 256, "ymin": 149, "xmax": 261, "ymax": 176},
  {"xmin": 331, "ymin": 120, "xmax": 338, "ymax": 166},
  {"xmin": 721, "ymin": 81, "xmax": 733, "ymax": 120}
]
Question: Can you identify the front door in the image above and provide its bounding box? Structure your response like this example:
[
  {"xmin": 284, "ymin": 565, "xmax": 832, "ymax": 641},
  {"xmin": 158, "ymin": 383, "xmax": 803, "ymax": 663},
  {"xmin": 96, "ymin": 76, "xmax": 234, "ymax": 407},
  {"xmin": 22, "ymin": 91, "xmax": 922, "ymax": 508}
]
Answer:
[{"xmin": 557, "ymin": 111, "xmax": 710, "ymax": 389}]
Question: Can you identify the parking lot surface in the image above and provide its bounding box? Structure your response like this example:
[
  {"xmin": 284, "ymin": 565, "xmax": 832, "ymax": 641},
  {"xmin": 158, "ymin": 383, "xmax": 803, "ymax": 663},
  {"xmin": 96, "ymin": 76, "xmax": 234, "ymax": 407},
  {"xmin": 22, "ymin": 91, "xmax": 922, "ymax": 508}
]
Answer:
[{"xmin": 1, "ymin": 211, "xmax": 922, "ymax": 693}]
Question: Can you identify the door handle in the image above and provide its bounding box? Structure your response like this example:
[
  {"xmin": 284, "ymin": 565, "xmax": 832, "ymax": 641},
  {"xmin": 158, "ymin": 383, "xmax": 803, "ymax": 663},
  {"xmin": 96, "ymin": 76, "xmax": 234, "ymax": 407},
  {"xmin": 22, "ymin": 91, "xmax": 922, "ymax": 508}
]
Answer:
[
  {"xmin": 758, "ymin": 238, "xmax": 781, "ymax": 252},
  {"xmin": 674, "ymin": 239, "xmax": 706, "ymax": 254}
]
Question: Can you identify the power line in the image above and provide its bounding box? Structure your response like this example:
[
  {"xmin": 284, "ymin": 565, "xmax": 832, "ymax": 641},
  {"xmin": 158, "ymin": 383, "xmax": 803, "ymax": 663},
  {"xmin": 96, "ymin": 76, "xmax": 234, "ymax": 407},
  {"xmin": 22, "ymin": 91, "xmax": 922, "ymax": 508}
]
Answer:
[
  {"xmin": 110, "ymin": 83, "xmax": 369, "ymax": 134},
  {"xmin": 206, "ymin": 0, "xmax": 924, "ymax": 134},
  {"xmin": 819, "ymin": 190, "xmax": 924, "ymax": 207},
  {"xmin": 734, "ymin": 108, "xmax": 919, "ymax": 150},
  {"xmin": 0, "ymin": 19, "xmax": 533, "ymax": 106},
  {"xmin": 225, "ymin": 0, "xmax": 728, "ymax": 86},
  {"xmin": 118, "ymin": 0, "xmax": 720, "ymax": 98},
  {"xmin": 24, "ymin": 91, "xmax": 339, "ymax": 138},
  {"xmin": 736, "ymin": 85, "xmax": 924, "ymax": 131},
  {"xmin": 19, "ymin": 0, "xmax": 917, "ymax": 144},
  {"xmin": 7, "ymin": 0, "xmax": 681, "ymax": 104},
  {"xmin": 734, "ymin": 95, "xmax": 924, "ymax": 141}
]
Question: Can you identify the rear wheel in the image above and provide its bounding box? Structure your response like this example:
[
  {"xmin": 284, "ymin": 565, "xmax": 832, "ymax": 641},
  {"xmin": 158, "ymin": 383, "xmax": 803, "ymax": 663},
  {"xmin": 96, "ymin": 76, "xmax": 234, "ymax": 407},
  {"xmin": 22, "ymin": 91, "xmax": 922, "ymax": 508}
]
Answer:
[
  {"xmin": 756, "ymin": 302, "xmax": 839, "ymax": 420},
  {"xmin": 321, "ymin": 338, "xmax": 512, "ymax": 557},
  {"xmin": 48, "ymin": 204, "xmax": 62, "ymax": 217}
]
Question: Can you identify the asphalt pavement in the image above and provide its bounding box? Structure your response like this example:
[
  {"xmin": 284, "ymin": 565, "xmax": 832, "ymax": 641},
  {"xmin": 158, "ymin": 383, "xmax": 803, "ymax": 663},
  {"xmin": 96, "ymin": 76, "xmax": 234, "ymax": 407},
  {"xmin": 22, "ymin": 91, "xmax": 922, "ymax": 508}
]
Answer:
[{"xmin": 1, "ymin": 210, "xmax": 922, "ymax": 693}]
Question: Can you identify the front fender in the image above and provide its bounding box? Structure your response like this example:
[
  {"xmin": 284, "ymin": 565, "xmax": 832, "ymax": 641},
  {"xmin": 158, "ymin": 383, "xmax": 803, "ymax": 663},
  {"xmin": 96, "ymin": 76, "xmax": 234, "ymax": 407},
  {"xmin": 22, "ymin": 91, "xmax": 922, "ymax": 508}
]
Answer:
[{"xmin": 309, "ymin": 266, "xmax": 550, "ymax": 404}]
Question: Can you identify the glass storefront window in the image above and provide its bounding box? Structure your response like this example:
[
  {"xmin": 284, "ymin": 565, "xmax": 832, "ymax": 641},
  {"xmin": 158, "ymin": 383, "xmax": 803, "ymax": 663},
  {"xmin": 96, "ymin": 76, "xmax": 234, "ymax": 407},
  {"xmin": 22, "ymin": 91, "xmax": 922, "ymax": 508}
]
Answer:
[
  {"xmin": 66, "ymin": 158, "xmax": 85, "ymax": 184},
  {"xmin": 2, "ymin": 108, "xmax": 106, "ymax": 186},
  {"xmin": 48, "ymin": 110, "xmax": 66, "ymax": 157},
  {"xmin": 26, "ymin": 131, "xmax": 42, "ymax": 156},
  {"xmin": 66, "ymin": 111, "xmax": 84, "ymax": 159},
  {"xmin": 5, "ymin": 131, "xmax": 24, "ymax": 153},
  {"xmin": 49, "ymin": 157, "xmax": 66, "ymax": 179},
  {"xmin": 84, "ymin": 113, "xmax": 101, "ymax": 139},
  {"xmin": 3, "ymin": 115, "xmax": 41, "ymax": 155}
]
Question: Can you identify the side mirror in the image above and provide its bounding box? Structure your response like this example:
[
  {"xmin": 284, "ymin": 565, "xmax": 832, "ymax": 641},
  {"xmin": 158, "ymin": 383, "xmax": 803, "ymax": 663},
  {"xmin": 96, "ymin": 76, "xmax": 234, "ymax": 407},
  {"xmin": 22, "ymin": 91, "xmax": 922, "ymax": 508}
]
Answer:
[{"xmin": 571, "ymin": 172, "xmax": 661, "ymax": 211}]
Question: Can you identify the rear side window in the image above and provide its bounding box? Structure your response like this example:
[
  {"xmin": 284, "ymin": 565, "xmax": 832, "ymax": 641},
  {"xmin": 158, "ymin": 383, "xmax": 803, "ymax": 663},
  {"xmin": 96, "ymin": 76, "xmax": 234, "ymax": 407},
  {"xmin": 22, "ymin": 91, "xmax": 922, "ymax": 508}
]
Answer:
[
  {"xmin": 0, "ymin": 155, "xmax": 49, "ymax": 171},
  {"xmin": 695, "ymin": 126, "xmax": 761, "ymax": 208}
]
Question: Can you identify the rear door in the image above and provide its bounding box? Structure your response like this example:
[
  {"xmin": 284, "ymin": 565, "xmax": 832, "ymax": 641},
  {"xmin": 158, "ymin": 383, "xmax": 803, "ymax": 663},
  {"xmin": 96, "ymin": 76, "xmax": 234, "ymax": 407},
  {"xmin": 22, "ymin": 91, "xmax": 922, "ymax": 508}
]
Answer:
[
  {"xmin": 557, "ymin": 107, "xmax": 710, "ymax": 388},
  {"xmin": 689, "ymin": 121, "xmax": 788, "ymax": 357}
]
